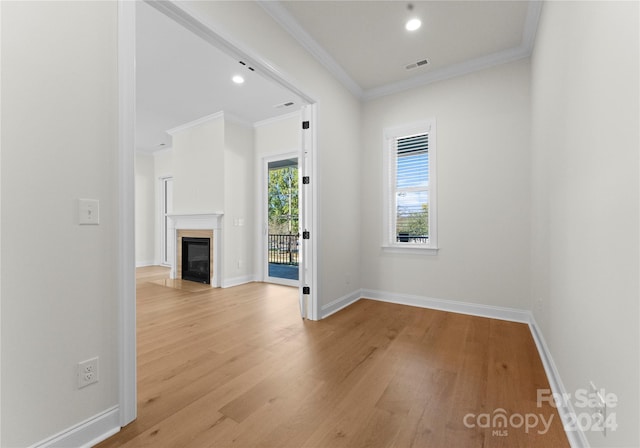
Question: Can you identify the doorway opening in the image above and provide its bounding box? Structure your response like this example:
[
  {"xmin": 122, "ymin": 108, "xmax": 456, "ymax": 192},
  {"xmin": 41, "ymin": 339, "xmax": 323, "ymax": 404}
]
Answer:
[
  {"xmin": 266, "ymin": 157, "xmax": 299, "ymax": 286},
  {"xmin": 120, "ymin": 0, "xmax": 318, "ymax": 429}
]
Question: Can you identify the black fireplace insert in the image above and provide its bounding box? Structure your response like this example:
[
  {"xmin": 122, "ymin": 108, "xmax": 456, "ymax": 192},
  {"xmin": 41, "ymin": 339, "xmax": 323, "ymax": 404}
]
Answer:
[{"xmin": 182, "ymin": 237, "xmax": 210, "ymax": 284}]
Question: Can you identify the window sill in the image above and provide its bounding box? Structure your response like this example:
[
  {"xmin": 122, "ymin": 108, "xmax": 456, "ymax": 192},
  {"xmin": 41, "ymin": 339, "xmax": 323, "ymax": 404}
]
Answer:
[{"xmin": 381, "ymin": 245, "xmax": 439, "ymax": 255}]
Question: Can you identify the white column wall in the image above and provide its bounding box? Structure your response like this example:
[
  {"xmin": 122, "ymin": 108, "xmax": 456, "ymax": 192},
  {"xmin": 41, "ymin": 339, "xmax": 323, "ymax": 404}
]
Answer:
[
  {"xmin": 1, "ymin": 2, "xmax": 119, "ymax": 446},
  {"xmin": 530, "ymin": 2, "xmax": 639, "ymax": 446}
]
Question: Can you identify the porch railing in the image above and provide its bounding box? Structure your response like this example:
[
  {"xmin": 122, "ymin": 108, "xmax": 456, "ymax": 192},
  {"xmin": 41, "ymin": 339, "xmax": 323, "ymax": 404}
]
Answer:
[
  {"xmin": 268, "ymin": 234, "xmax": 299, "ymax": 265},
  {"xmin": 396, "ymin": 234, "xmax": 429, "ymax": 243}
]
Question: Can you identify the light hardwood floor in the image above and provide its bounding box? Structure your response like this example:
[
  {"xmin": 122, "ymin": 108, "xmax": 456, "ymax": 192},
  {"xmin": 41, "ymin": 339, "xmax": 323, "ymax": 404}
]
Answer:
[{"xmin": 96, "ymin": 266, "xmax": 569, "ymax": 448}]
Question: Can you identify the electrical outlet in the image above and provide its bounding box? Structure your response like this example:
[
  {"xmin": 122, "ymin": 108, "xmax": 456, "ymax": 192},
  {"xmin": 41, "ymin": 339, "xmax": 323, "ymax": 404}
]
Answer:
[{"xmin": 78, "ymin": 357, "xmax": 99, "ymax": 389}]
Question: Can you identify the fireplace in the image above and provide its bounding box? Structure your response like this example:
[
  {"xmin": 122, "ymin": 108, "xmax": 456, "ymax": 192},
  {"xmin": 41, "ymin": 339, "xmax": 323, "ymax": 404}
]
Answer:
[
  {"xmin": 182, "ymin": 237, "xmax": 211, "ymax": 284},
  {"xmin": 167, "ymin": 213, "xmax": 222, "ymax": 287}
]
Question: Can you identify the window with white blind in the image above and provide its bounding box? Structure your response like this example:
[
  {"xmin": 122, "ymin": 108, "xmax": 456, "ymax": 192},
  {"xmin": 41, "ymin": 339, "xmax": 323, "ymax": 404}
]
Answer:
[{"xmin": 383, "ymin": 121, "xmax": 438, "ymax": 253}]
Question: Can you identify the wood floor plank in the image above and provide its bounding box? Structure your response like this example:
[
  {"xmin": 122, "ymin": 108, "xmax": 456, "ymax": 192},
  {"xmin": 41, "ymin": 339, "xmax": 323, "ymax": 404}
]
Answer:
[{"xmin": 96, "ymin": 267, "xmax": 569, "ymax": 448}]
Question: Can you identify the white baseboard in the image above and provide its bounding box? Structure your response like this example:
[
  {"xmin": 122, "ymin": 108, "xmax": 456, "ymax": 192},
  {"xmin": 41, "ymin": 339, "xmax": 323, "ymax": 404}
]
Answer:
[
  {"xmin": 29, "ymin": 406, "xmax": 120, "ymax": 448},
  {"xmin": 528, "ymin": 316, "xmax": 588, "ymax": 448},
  {"xmin": 360, "ymin": 288, "xmax": 531, "ymax": 323},
  {"xmin": 320, "ymin": 289, "xmax": 362, "ymax": 318},
  {"xmin": 135, "ymin": 260, "xmax": 155, "ymax": 268},
  {"xmin": 221, "ymin": 275, "xmax": 255, "ymax": 288}
]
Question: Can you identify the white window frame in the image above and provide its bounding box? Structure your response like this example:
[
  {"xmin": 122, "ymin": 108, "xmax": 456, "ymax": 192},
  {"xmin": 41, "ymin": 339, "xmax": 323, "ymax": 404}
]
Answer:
[{"xmin": 382, "ymin": 120, "xmax": 438, "ymax": 254}]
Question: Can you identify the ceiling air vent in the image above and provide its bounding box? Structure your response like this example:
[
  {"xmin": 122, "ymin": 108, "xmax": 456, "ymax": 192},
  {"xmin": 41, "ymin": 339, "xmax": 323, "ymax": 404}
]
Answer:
[
  {"xmin": 405, "ymin": 58, "xmax": 429, "ymax": 70},
  {"xmin": 274, "ymin": 101, "xmax": 295, "ymax": 109},
  {"xmin": 238, "ymin": 60, "xmax": 255, "ymax": 72}
]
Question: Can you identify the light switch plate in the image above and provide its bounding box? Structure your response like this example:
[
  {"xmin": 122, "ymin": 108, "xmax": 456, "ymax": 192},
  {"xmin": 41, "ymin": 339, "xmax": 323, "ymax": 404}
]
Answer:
[{"xmin": 79, "ymin": 199, "xmax": 100, "ymax": 225}]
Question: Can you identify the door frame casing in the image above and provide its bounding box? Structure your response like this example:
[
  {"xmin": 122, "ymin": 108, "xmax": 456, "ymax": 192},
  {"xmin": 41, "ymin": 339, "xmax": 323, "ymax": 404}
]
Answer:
[
  {"xmin": 117, "ymin": 0, "xmax": 137, "ymax": 427},
  {"xmin": 299, "ymin": 104, "xmax": 318, "ymax": 320},
  {"xmin": 118, "ymin": 0, "xmax": 319, "ymax": 426}
]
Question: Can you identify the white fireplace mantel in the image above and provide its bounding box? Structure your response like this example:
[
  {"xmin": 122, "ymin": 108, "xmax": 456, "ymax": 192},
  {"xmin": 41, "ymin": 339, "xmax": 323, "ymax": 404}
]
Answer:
[
  {"xmin": 167, "ymin": 213, "xmax": 223, "ymax": 286},
  {"xmin": 167, "ymin": 213, "xmax": 223, "ymax": 230}
]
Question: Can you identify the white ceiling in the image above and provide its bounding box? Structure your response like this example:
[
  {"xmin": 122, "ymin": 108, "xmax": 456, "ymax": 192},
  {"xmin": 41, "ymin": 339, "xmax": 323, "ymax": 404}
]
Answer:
[
  {"xmin": 136, "ymin": 1, "xmax": 303, "ymax": 153},
  {"xmin": 136, "ymin": 0, "xmax": 541, "ymax": 152},
  {"xmin": 261, "ymin": 0, "xmax": 540, "ymax": 99}
]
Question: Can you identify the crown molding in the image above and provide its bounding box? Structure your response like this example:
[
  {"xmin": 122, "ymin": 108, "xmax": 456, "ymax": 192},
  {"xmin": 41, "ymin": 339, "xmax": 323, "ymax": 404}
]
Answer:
[
  {"xmin": 260, "ymin": 0, "xmax": 542, "ymax": 102},
  {"xmin": 363, "ymin": 45, "xmax": 531, "ymax": 101},
  {"xmin": 165, "ymin": 110, "xmax": 254, "ymax": 136},
  {"xmin": 166, "ymin": 111, "xmax": 224, "ymax": 135},
  {"xmin": 257, "ymin": 0, "xmax": 364, "ymax": 98},
  {"xmin": 254, "ymin": 110, "xmax": 301, "ymax": 128},
  {"xmin": 223, "ymin": 112, "xmax": 254, "ymax": 129}
]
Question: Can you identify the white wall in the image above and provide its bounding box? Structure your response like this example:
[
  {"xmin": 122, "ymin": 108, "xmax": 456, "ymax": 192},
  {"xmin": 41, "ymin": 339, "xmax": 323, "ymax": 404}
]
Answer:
[
  {"xmin": 135, "ymin": 153, "xmax": 156, "ymax": 266},
  {"xmin": 186, "ymin": 1, "xmax": 362, "ymax": 311},
  {"xmin": 361, "ymin": 59, "xmax": 531, "ymax": 309},
  {"xmin": 0, "ymin": 2, "xmax": 119, "ymax": 446},
  {"xmin": 531, "ymin": 2, "xmax": 639, "ymax": 446},
  {"xmin": 254, "ymin": 114, "xmax": 301, "ymax": 159},
  {"xmin": 223, "ymin": 121, "xmax": 255, "ymax": 285},
  {"xmin": 171, "ymin": 116, "xmax": 225, "ymax": 214}
]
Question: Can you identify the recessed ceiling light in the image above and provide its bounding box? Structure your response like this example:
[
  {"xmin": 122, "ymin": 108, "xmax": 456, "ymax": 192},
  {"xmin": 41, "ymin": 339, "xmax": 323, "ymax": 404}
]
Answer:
[
  {"xmin": 405, "ymin": 18, "xmax": 422, "ymax": 31},
  {"xmin": 232, "ymin": 75, "xmax": 245, "ymax": 84},
  {"xmin": 405, "ymin": 3, "xmax": 421, "ymax": 31}
]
